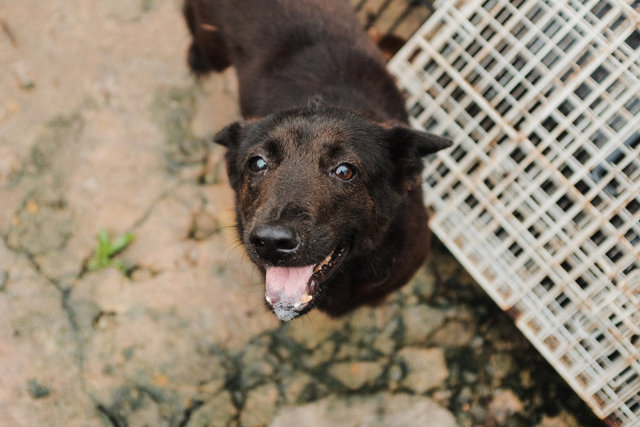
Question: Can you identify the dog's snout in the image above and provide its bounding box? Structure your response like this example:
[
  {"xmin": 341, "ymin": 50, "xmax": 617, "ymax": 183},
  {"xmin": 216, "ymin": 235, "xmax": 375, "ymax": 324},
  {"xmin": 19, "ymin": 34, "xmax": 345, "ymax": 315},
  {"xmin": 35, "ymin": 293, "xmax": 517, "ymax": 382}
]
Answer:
[{"xmin": 250, "ymin": 224, "xmax": 301, "ymax": 262}]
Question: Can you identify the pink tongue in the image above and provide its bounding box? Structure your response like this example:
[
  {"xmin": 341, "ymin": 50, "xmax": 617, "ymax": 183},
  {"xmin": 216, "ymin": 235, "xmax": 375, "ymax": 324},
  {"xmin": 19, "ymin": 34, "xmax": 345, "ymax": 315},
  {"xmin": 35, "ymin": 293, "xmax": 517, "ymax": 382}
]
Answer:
[{"xmin": 265, "ymin": 265, "xmax": 314, "ymax": 305}]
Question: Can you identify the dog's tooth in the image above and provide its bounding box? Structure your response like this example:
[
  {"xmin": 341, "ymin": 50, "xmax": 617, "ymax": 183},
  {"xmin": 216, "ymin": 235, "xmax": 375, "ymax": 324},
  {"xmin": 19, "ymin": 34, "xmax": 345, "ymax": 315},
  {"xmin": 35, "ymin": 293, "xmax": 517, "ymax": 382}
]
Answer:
[
  {"xmin": 293, "ymin": 301, "xmax": 301, "ymax": 308},
  {"xmin": 325, "ymin": 251, "xmax": 334, "ymax": 264},
  {"xmin": 300, "ymin": 294, "xmax": 313, "ymax": 304},
  {"xmin": 313, "ymin": 250, "xmax": 335, "ymax": 273},
  {"xmin": 266, "ymin": 296, "xmax": 272, "ymax": 305},
  {"xmin": 321, "ymin": 251, "xmax": 333, "ymax": 266}
]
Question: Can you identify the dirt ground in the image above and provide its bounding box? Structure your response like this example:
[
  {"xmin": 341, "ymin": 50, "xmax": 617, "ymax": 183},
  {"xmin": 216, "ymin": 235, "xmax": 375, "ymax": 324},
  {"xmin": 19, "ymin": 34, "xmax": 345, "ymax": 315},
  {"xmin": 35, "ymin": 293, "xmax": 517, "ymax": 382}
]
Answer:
[{"xmin": 0, "ymin": 1, "xmax": 603, "ymax": 426}]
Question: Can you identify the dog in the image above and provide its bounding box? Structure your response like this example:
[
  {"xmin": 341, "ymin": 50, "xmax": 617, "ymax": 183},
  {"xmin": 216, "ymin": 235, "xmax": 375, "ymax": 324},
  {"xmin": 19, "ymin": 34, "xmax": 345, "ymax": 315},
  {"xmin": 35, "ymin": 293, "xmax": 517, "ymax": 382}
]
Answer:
[{"xmin": 183, "ymin": 0, "xmax": 452, "ymax": 321}]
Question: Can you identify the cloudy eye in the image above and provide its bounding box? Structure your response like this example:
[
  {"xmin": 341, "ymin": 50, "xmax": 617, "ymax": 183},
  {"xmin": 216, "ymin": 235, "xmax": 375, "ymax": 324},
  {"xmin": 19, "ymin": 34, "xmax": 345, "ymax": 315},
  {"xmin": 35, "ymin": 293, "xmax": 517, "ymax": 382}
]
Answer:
[
  {"xmin": 248, "ymin": 156, "xmax": 268, "ymax": 173},
  {"xmin": 333, "ymin": 163, "xmax": 356, "ymax": 181}
]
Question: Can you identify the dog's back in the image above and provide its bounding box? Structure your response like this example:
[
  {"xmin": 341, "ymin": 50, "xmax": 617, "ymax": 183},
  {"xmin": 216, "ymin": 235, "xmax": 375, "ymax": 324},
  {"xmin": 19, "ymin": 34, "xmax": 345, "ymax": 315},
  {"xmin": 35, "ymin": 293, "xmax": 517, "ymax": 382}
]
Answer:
[{"xmin": 184, "ymin": 0, "xmax": 408, "ymax": 121}]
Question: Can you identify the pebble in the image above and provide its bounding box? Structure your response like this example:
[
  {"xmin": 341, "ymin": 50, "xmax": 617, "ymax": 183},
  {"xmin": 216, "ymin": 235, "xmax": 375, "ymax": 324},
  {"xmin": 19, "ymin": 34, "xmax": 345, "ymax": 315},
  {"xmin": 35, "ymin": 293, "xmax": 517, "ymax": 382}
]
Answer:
[
  {"xmin": 411, "ymin": 267, "xmax": 437, "ymax": 298},
  {"xmin": 488, "ymin": 389, "xmax": 524, "ymax": 424},
  {"xmin": 281, "ymin": 372, "xmax": 314, "ymax": 403},
  {"xmin": 431, "ymin": 319, "xmax": 476, "ymax": 347},
  {"xmin": 302, "ymin": 340, "xmax": 336, "ymax": 368},
  {"xmin": 462, "ymin": 370, "xmax": 478, "ymax": 384},
  {"xmin": 388, "ymin": 364, "xmax": 403, "ymax": 382},
  {"xmin": 329, "ymin": 361, "xmax": 384, "ymax": 390},
  {"xmin": 536, "ymin": 411, "xmax": 580, "ymax": 427},
  {"xmin": 240, "ymin": 383, "xmax": 279, "ymax": 426},
  {"xmin": 395, "ymin": 347, "xmax": 449, "ymax": 393},
  {"xmin": 286, "ymin": 312, "xmax": 343, "ymax": 350},
  {"xmin": 187, "ymin": 391, "xmax": 237, "ymax": 426},
  {"xmin": 372, "ymin": 317, "xmax": 401, "ymax": 355},
  {"xmin": 372, "ymin": 331, "xmax": 396, "ymax": 355},
  {"xmin": 488, "ymin": 352, "xmax": 515, "ymax": 382},
  {"xmin": 402, "ymin": 305, "xmax": 447, "ymax": 345}
]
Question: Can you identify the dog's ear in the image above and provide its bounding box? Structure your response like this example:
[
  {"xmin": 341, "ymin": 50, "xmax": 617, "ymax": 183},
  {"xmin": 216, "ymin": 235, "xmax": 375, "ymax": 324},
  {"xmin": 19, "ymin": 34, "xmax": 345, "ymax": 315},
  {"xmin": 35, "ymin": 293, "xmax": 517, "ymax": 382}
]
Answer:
[
  {"xmin": 385, "ymin": 125, "xmax": 453, "ymax": 182},
  {"xmin": 413, "ymin": 130, "xmax": 453, "ymax": 156},
  {"xmin": 385, "ymin": 125, "xmax": 453, "ymax": 157},
  {"xmin": 213, "ymin": 121, "xmax": 246, "ymax": 191},
  {"xmin": 214, "ymin": 121, "xmax": 243, "ymax": 147}
]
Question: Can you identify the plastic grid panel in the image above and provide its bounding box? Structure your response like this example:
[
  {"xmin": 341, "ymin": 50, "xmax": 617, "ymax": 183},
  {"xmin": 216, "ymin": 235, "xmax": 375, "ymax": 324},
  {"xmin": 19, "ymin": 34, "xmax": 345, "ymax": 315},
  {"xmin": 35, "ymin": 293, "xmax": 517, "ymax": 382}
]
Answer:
[{"xmin": 388, "ymin": 0, "xmax": 640, "ymax": 425}]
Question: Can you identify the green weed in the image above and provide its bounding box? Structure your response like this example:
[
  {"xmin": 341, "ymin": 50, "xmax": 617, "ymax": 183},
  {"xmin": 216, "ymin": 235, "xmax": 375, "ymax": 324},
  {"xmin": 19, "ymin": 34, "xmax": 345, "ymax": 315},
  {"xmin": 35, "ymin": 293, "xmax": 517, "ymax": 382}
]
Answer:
[{"xmin": 87, "ymin": 228, "xmax": 135, "ymax": 272}]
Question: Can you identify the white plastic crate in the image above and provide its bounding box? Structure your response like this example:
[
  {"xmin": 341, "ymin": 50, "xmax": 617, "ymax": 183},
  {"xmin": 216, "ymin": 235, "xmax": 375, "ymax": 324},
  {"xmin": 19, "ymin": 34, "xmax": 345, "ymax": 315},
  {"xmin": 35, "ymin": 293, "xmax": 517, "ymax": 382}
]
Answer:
[{"xmin": 388, "ymin": 0, "xmax": 640, "ymax": 425}]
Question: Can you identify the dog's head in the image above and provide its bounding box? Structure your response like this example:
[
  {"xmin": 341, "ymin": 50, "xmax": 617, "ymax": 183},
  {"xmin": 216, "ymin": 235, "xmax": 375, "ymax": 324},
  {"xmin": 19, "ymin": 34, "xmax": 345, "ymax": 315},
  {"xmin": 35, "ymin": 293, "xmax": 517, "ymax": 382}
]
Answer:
[{"xmin": 214, "ymin": 102, "xmax": 451, "ymax": 321}]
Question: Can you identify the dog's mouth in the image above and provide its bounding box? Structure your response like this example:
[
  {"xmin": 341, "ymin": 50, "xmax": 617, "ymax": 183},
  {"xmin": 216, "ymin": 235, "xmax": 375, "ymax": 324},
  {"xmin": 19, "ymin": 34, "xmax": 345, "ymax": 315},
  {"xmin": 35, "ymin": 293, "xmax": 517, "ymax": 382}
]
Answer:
[{"xmin": 264, "ymin": 245, "xmax": 347, "ymax": 321}]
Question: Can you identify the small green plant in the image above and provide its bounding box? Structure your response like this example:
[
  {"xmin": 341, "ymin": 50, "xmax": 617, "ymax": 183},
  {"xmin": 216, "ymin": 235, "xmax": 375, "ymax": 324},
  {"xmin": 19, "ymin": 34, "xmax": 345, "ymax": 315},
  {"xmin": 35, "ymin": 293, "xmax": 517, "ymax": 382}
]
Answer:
[{"xmin": 87, "ymin": 228, "xmax": 135, "ymax": 272}]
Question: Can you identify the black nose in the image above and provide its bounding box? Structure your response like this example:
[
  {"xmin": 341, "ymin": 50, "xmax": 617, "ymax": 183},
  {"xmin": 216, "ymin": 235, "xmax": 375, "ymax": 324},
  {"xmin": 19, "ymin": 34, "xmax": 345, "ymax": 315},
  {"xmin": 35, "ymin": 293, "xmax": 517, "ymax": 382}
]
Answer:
[{"xmin": 249, "ymin": 224, "xmax": 300, "ymax": 262}]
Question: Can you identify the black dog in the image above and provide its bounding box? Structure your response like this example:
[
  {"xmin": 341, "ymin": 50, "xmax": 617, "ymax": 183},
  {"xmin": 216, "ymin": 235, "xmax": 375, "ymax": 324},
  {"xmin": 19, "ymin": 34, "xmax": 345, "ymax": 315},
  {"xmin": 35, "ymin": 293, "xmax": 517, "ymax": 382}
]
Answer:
[{"xmin": 184, "ymin": 0, "xmax": 452, "ymax": 321}]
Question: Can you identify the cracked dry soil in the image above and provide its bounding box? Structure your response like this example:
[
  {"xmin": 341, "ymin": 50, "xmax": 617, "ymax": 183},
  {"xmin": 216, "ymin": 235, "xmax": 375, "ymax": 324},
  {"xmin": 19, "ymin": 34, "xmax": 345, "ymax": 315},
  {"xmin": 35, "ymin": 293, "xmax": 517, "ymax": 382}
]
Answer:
[{"xmin": 1, "ymin": 1, "xmax": 603, "ymax": 426}]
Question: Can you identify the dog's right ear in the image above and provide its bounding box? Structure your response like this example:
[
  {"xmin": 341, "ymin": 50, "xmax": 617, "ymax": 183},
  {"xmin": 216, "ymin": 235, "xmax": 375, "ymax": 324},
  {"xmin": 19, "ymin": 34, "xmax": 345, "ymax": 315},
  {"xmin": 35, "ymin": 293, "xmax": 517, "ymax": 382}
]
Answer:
[
  {"xmin": 213, "ymin": 121, "xmax": 243, "ymax": 148},
  {"xmin": 213, "ymin": 121, "xmax": 246, "ymax": 191}
]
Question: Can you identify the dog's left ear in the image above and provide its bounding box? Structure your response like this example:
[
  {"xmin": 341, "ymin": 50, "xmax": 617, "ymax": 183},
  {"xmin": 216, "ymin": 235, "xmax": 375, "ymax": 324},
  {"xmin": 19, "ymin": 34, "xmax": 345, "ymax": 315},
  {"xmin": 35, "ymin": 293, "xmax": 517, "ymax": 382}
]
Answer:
[
  {"xmin": 385, "ymin": 125, "xmax": 453, "ymax": 156},
  {"xmin": 385, "ymin": 125, "xmax": 453, "ymax": 182}
]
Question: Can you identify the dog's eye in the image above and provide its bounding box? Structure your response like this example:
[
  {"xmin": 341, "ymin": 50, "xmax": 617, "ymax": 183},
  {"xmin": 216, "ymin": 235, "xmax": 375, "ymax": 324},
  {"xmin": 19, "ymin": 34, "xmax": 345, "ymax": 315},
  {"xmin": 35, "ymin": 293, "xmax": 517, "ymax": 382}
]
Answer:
[
  {"xmin": 333, "ymin": 163, "xmax": 356, "ymax": 181},
  {"xmin": 248, "ymin": 156, "xmax": 268, "ymax": 173}
]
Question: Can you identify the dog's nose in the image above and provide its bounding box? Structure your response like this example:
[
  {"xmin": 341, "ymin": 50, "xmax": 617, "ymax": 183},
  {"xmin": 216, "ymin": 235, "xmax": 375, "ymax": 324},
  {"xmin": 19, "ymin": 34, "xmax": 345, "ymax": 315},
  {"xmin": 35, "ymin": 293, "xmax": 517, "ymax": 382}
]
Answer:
[{"xmin": 249, "ymin": 224, "xmax": 300, "ymax": 261}]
